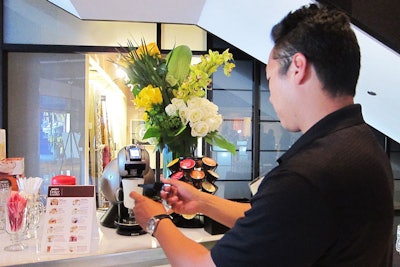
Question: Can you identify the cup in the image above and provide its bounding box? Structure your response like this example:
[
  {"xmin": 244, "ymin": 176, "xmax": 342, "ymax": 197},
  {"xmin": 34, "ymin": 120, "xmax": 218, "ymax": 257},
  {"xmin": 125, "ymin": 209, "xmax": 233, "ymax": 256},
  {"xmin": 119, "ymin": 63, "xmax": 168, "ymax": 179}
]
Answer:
[
  {"xmin": 25, "ymin": 193, "xmax": 44, "ymax": 239},
  {"xmin": 4, "ymin": 192, "xmax": 28, "ymax": 251},
  {"xmin": 121, "ymin": 178, "xmax": 144, "ymax": 209},
  {"xmin": 0, "ymin": 179, "xmax": 11, "ymax": 231}
]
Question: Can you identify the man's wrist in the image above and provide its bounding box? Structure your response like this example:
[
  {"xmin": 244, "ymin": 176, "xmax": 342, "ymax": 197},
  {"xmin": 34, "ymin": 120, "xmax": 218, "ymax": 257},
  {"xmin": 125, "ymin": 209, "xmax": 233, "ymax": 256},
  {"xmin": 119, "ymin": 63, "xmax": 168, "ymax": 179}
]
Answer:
[{"xmin": 146, "ymin": 214, "xmax": 172, "ymax": 236}]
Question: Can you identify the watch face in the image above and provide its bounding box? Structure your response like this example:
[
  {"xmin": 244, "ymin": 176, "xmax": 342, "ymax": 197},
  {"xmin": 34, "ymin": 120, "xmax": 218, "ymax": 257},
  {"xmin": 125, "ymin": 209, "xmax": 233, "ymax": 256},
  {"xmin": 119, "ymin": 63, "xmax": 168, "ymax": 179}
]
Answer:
[
  {"xmin": 146, "ymin": 214, "xmax": 171, "ymax": 235},
  {"xmin": 146, "ymin": 218, "xmax": 156, "ymax": 234}
]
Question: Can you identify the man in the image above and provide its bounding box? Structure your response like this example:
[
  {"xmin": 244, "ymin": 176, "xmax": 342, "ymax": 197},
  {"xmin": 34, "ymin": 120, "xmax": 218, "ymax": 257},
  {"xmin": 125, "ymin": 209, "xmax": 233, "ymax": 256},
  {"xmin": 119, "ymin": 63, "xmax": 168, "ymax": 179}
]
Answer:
[{"xmin": 130, "ymin": 3, "xmax": 394, "ymax": 266}]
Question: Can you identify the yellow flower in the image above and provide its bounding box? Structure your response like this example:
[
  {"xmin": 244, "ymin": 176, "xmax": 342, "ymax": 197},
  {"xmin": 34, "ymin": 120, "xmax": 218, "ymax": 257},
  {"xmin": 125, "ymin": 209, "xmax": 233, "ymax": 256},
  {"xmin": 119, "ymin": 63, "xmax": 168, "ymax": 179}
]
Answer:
[
  {"xmin": 142, "ymin": 112, "xmax": 149, "ymax": 121},
  {"xmin": 224, "ymin": 62, "xmax": 235, "ymax": 76},
  {"xmin": 136, "ymin": 42, "xmax": 161, "ymax": 58},
  {"xmin": 118, "ymin": 39, "xmax": 236, "ymax": 155},
  {"xmin": 134, "ymin": 85, "xmax": 163, "ymax": 110}
]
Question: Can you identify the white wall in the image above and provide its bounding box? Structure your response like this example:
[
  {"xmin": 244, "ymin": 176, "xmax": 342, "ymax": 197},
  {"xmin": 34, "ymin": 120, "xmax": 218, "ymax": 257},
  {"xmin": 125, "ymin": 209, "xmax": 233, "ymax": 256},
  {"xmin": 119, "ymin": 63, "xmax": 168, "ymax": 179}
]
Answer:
[
  {"xmin": 198, "ymin": 1, "xmax": 312, "ymax": 63},
  {"xmin": 354, "ymin": 26, "xmax": 400, "ymax": 143},
  {"xmin": 7, "ymin": 0, "xmax": 400, "ymax": 142},
  {"xmin": 4, "ymin": 0, "xmax": 157, "ymax": 46}
]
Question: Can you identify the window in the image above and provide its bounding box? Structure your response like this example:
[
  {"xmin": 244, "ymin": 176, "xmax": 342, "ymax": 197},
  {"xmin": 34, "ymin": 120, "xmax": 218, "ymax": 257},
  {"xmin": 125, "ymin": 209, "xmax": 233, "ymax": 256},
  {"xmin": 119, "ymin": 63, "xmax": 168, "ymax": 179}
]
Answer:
[
  {"xmin": 8, "ymin": 53, "xmax": 86, "ymax": 191},
  {"xmin": 208, "ymin": 59, "xmax": 303, "ymax": 199},
  {"xmin": 259, "ymin": 67, "xmax": 301, "ymax": 175}
]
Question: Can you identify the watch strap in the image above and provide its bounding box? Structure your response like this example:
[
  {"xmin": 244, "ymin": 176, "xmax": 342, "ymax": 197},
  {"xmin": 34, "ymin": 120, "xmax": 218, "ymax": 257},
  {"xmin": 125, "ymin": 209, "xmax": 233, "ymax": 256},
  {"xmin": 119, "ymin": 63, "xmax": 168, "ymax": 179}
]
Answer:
[{"xmin": 154, "ymin": 214, "xmax": 172, "ymax": 220}]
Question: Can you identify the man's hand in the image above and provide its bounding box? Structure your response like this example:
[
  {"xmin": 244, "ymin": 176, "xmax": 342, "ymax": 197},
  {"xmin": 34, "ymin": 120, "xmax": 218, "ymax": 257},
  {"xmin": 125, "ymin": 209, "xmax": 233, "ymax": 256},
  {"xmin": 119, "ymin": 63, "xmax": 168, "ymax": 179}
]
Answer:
[
  {"xmin": 129, "ymin": 191, "xmax": 167, "ymax": 229},
  {"xmin": 160, "ymin": 178, "xmax": 204, "ymax": 215}
]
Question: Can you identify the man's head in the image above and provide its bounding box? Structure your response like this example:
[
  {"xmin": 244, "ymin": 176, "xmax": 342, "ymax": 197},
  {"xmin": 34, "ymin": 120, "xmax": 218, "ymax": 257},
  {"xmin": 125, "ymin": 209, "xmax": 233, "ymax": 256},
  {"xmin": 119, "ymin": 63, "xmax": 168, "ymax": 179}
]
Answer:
[
  {"xmin": 270, "ymin": 4, "xmax": 360, "ymax": 97},
  {"xmin": 266, "ymin": 4, "xmax": 360, "ymax": 133}
]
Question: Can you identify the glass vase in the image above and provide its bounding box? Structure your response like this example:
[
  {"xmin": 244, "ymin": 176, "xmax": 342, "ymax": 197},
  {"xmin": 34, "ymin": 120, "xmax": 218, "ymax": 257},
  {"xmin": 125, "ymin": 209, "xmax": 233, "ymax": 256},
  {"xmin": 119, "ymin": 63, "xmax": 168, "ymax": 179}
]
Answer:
[
  {"xmin": 162, "ymin": 146, "xmax": 173, "ymax": 179},
  {"xmin": 0, "ymin": 182, "xmax": 11, "ymax": 233},
  {"xmin": 4, "ymin": 204, "xmax": 28, "ymax": 251}
]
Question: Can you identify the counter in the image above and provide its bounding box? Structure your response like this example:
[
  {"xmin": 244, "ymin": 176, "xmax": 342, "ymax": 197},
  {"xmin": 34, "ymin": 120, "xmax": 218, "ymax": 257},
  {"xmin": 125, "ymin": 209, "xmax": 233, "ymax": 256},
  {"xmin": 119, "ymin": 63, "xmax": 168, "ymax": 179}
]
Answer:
[{"xmin": 0, "ymin": 211, "xmax": 222, "ymax": 267}]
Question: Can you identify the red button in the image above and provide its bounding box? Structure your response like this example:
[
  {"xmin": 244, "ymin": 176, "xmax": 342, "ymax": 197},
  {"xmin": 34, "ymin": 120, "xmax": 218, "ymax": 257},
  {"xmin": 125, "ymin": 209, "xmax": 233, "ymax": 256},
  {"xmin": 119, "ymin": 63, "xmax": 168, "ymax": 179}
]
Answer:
[{"xmin": 51, "ymin": 175, "xmax": 76, "ymax": 185}]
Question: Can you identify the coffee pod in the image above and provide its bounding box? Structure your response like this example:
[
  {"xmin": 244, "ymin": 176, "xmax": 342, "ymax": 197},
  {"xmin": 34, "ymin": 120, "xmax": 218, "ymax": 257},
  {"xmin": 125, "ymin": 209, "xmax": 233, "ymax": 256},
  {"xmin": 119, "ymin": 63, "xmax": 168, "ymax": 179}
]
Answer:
[
  {"xmin": 202, "ymin": 156, "xmax": 218, "ymax": 170},
  {"xmin": 167, "ymin": 158, "xmax": 180, "ymax": 172},
  {"xmin": 180, "ymin": 158, "xmax": 196, "ymax": 171},
  {"xmin": 170, "ymin": 170, "xmax": 184, "ymax": 181},
  {"xmin": 190, "ymin": 169, "xmax": 205, "ymax": 189},
  {"xmin": 180, "ymin": 158, "xmax": 196, "ymax": 182},
  {"xmin": 202, "ymin": 181, "xmax": 217, "ymax": 194},
  {"xmin": 206, "ymin": 170, "xmax": 219, "ymax": 183},
  {"xmin": 181, "ymin": 213, "xmax": 197, "ymax": 220}
]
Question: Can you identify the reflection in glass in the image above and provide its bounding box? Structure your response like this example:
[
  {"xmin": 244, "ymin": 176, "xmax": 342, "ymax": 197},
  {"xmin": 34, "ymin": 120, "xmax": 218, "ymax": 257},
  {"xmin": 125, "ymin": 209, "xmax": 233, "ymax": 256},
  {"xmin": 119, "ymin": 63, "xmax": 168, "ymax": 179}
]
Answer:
[
  {"xmin": 211, "ymin": 60, "xmax": 254, "ymax": 188},
  {"xmin": 8, "ymin": 53, "xmax": 85, "ymax": 194}
]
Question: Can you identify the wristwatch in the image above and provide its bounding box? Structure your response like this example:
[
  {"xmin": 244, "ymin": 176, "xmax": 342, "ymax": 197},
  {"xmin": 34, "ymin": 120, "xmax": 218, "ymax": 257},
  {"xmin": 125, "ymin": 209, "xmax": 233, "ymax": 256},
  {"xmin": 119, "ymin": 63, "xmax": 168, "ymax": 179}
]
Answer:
[{"xmin": 146, "ymin": 214, "xmax": 172, "ymax": 236}]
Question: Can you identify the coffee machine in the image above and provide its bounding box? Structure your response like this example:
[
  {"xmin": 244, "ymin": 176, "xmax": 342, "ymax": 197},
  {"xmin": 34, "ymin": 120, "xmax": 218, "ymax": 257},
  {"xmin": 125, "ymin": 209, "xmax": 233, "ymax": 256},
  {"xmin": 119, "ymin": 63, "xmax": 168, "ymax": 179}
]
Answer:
[{"xmin": 100, "ymin": 144, "xmax": 152, "ymax": 236}]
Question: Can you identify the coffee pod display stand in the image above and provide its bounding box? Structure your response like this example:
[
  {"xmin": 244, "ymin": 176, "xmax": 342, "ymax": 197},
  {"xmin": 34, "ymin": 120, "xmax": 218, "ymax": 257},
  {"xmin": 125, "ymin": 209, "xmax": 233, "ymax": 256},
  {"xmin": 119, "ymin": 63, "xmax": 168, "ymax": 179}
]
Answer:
[{"xmin": 166, "ymin": 156, "xmax": 219, "ymax": 228}]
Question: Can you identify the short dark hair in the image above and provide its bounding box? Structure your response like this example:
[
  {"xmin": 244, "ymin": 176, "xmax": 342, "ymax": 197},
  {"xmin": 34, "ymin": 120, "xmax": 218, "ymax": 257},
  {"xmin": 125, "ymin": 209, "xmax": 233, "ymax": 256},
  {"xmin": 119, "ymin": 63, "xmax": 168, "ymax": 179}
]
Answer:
[{"xmin": 271, "ymin": 4, "xmax": 360, "ymax": 97}]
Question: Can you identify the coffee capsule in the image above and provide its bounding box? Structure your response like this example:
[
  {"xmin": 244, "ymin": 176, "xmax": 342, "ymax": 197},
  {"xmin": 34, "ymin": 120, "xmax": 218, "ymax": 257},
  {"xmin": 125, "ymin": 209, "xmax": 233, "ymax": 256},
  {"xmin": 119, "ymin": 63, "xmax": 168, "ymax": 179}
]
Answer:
[
  {"xmin": 170, "ymin": 170, "xmax": 184, "ymax": 181},
  {"xmin": 190, "ymin": 169, "xmax": 205, "ymax": 189},
  {"xmin": 202, "ymin": 156, "xmax": 218, "ymax": 170},
  {"xmin": 202, "ymin": 181, "xmax": 217, "ymax": 194},
  {"xmin": 167, "ymin": 158, "xmax": 180, "ymax": 172},
  {"xmin": 181, "ymin": 213, "xmax": 197, "ymax": 220},
  {"xmin": 206, "ymin": 170, "xmax": 219, "ymax": 183},
  {"xmin": 180, "ymin": 158, "xmax": 196, "ymax": 170}
]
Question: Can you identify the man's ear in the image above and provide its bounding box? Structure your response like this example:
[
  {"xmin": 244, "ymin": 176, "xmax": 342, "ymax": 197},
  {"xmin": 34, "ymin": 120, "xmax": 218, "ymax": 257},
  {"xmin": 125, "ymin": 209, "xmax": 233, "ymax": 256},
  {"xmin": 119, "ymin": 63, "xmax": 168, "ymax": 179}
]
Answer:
[{"xmin": 291, "ymin": 52, "xmax": 308, "ymax": 84}]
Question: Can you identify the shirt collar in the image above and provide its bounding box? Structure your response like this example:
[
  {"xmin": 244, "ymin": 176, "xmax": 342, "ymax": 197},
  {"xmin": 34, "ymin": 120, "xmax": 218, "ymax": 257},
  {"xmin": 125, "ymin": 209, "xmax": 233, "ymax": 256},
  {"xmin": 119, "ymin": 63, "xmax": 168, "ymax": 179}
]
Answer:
[{"xmin": 277, "ymin": 104, "xmax": 364, "ymax": 164}]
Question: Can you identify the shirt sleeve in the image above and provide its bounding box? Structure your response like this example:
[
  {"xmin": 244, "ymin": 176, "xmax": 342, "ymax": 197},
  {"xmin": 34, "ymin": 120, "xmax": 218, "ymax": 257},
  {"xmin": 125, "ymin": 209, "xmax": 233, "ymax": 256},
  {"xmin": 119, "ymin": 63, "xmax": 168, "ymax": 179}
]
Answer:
[{"xmin": 210, "ymin": 172, "xmax": 333, "ymax": 267}]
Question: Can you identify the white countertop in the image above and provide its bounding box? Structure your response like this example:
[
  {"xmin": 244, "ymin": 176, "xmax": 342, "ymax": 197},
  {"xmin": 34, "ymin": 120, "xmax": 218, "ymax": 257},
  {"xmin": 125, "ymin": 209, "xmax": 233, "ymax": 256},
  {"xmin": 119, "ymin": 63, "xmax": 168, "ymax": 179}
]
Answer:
[{"xmin": 0, "ymin": 210, "xmax": 221, "ymax": 267}]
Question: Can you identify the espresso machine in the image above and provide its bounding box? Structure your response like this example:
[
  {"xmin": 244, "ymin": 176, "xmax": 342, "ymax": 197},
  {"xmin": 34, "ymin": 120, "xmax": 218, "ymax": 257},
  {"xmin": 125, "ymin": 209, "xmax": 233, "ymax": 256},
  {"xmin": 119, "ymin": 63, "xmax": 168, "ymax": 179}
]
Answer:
[{"xmin": 100, "ymin": 144, "xmax": 152, "ymax": 236}]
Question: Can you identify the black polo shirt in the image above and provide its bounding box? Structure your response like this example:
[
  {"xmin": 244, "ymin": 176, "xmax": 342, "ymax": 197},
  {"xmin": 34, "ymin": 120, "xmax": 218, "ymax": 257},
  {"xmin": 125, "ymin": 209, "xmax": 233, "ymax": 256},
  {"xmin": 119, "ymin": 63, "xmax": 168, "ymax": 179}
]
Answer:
[{"xmin": 211, "ymin": 104, "xmax": 394, "ymax": 267}]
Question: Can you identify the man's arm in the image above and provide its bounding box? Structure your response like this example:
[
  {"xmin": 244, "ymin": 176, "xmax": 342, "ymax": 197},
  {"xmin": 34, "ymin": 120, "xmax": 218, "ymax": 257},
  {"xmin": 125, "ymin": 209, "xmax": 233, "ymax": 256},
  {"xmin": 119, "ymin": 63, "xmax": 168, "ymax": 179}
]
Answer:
[
  {"xmin": 130, "ymin": 191, "xmax": 216, "ymax": 267},
  {"xmin": 197, "ymin": 193, "xmax": 250, "ymax": 228},
  {"xmin": 154, "ymin": 218, "xmax": 215, "ymax": 267},
  {"xmin": 161, "ymin": 178, "xmax": 250, "ymax": 228}
]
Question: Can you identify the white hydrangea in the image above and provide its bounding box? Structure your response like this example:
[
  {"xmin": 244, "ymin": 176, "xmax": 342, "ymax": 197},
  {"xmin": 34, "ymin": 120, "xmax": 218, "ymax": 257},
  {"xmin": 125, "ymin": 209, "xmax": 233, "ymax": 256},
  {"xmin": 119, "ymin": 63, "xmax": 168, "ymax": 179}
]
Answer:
[
  {"xmin": 186, "ymin": 107, "xmax": 203, "ymax": 123},
  {"xmin": 165, "ymin": 98, "xmax": 186, "ymax": 116},
  {"xmin": 191, "ymin": 121, "xmax": 210, "ymax": 137},
  {"xmin": 178, "ymin": 108, "xmax": 189, "ymax": 125},
  {"xmin": 165, "ymin": 103, "xmax": 178, "ymax": 116},
  {"xmin": 169, "ymin": 96, "xmax": 223, "ymax": 137},
  {"xmin": 207, "ymin": 101, "xmax": 219, "ymax": 115},
  {"xmin": 206, "ymin": 114, "xmax": 223, "ymax": 132},
  {"xmin": 171, "ymin": 98, "xmax": 186, "ymax": 110},
  {"xmin": 186, "ymin": 96, "xmax": 203, "ymax": 109}
]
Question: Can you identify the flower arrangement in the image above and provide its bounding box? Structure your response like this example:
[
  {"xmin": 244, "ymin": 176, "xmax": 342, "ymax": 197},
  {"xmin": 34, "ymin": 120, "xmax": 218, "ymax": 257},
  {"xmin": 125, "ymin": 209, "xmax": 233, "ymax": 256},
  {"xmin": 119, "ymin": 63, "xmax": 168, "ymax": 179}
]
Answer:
[{"xmin": 117, "ymin": 40, "xmax": 236, "ymax": 157}]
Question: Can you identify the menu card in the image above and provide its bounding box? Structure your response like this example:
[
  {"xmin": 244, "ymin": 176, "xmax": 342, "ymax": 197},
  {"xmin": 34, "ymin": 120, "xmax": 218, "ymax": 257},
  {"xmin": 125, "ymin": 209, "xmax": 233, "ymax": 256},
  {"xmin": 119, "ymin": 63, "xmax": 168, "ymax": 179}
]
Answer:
[{"xmin": 41, "ymin": 185, "xmax": 98, "ymax": 254}]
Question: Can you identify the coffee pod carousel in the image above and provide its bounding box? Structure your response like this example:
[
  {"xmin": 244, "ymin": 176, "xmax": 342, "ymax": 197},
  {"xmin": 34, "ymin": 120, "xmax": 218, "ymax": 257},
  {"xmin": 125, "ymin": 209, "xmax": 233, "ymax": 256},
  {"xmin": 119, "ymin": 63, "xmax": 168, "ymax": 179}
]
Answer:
[{"xmin": 166, "ymin": 156, "xmax": 219, "ymax": 228}]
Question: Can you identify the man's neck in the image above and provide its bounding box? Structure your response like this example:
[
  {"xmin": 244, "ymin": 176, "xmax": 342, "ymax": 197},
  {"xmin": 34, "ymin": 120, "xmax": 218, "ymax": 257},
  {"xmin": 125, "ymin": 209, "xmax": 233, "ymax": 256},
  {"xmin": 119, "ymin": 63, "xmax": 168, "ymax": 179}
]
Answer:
[{"xmin": 300, "ymin": 94, "xmax": 354, "ymax": 133}]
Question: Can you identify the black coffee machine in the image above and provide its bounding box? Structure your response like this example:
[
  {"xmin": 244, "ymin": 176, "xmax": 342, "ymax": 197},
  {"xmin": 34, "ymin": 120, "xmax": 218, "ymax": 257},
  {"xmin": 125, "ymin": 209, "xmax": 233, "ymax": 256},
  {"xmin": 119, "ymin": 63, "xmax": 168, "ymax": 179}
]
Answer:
[{"xmin": 100, "ymin": 145, "xmax": 148, "ymax": 236}]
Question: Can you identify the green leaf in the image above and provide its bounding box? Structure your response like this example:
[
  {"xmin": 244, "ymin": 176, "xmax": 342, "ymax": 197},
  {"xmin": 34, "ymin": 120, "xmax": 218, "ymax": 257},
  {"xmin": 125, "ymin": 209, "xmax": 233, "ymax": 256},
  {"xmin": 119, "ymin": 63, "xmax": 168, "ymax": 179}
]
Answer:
[
  {"xmin": 143, "ymin": 127, "xmax": 161, "ymax": 139},
  {"xmin": 132, "ymin": 85, "xmax": 141, "ymax": 96},
  {"xmin": 172, "ymin": 125, "xmax": 187, "ymax": 137},
  {"xmin": 205, "ymin": 132, "xmax": 236, "ymax": 155},
  {"xmin": 166, "ymin": 45, "xmax": 192, "ymax": 84}
]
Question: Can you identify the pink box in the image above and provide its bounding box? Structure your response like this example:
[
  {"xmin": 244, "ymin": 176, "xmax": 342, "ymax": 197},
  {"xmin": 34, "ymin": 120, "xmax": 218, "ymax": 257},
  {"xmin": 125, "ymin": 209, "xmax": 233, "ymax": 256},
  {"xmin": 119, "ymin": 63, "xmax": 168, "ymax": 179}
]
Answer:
[{"xmin": 0, "ymin": 157, "xmax": 24, "ymax": 175}]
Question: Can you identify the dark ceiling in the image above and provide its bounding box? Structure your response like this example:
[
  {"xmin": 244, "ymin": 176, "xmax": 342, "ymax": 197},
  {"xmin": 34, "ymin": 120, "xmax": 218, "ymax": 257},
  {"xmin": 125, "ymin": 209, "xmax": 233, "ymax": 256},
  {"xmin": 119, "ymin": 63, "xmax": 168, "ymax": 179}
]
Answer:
[{"xmin": 318, "ymin": 0, "xmax": 400, "ymax": 55}]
